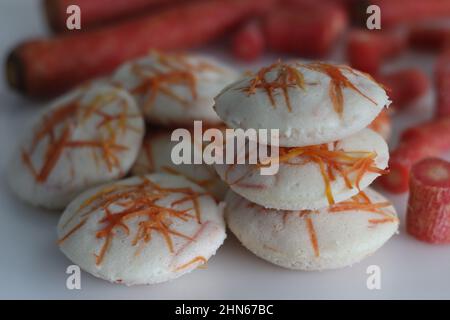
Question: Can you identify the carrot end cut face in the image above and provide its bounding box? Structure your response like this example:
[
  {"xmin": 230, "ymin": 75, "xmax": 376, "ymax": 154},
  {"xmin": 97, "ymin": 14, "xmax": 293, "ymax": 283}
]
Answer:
[{"xmin": 407, "ymin": 158, "xmax": 450, "ymax": 244}]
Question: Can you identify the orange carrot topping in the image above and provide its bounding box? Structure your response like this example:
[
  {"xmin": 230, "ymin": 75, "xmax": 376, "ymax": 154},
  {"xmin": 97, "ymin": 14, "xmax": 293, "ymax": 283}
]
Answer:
[
  {"xmin": 58, "ymin": 177, "xmax": 207, "ymax": 265},
  {"xmin": 57, "ymin": 219, "xmax": 87, "ymax": 245},
  {"xmin": 35, "ymin": 126, "xmax": 71, "ymax": 183},
  {"xmin": 299, "ymin": 210, "xmax": 317, "ymax": 217},
  {"xmin": 329, "ymin": 191, "xmax": 398, "ymax": 225},
  {"xmin": 171, "ymin": 193, "xmax": 204, "ymax": 224},
  {"xmin": 298, "ymin": 62, "xmax": 378, "ymax": 116},
  {"xmin": 228, "ymin": 143, "xmax": 386, "ymax": 206},
  {"xmin": 294, "ymin": 191, "xmax": 396, "ymax": 257},
  {"xmin": 241, "ymin": 61, "xmax": 306, "ymax": 112},
  {"xmin": 368, "ymin": 218, "xmax": 397, "ymax": 225},
  {"xmin": 305, "ymin": 216, "xmax": 320, "ymax": 257},
  {"xmin": 174, "ymin": 256, "xmax": 207, "ymax": 272},
  {"xmin": 312, "ymin": 155, "xmax": 334, "ymax": 205},
  {"xmin": 22, "ymin": 90, "xmax": 140, "ymax": 183},
  {"xmin": 240, "ymin": 61, "xmax": 379, "ymax": 116},
  {"xmin": 130, "ymin": 52, "xmax": 221, "ymax": 112}
]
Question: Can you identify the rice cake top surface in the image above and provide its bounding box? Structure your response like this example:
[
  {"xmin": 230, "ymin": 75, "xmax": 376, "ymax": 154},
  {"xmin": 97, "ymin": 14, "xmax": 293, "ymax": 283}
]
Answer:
[
  {"xmin": 214, "ymin": 61, "xmax": 389, "ymax": 147},
  {"xmin": 8, "ymin": 83, "xmax": 144, "ymax": 209},
  {"xmin": 57, "ymin": 173, "xmax": 226, "ymax": 285},
  {"xmin": 113, "ymin": 52, "xmax": 239, "ymax": 126}
]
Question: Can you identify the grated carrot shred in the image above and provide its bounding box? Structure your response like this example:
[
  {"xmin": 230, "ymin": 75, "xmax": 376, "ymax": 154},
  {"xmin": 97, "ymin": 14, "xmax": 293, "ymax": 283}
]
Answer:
[
  {"xmin": 305, "ymin": 216, "xmax": 320, "ymax": 257},
  {"xmin": 131, "ymin": 52, "xmax": 221, "ymax": 112},
  {"xmin": 241, "ymin": 61, "xmax": 306, "ymax": 112},
  {"xmin": 298, "ymin": 62, "xmax": 378, "ymax": 117},
  {"xmin": 296, "ymin": 191, "xmax": 396, "ymax": 258},
  {"xmin": 228, "ymin": 143, "xmax": 386, "ymax": 206},
  {"xmin": 240, "ymin": 61, "xmax": 381, "ymax": 117},
  {"xmin": 174, "ymin": 256, "xmax": 207, "ymax": 272},
  {"xmin": 329, "ymin": 191, "xmax": 398, "ymax": 225}
]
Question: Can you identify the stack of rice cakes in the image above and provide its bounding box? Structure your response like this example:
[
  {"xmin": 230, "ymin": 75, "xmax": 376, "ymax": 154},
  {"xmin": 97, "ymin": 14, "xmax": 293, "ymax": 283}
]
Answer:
[{"xmin": 214, "ymin": 61, "xmax": 399, "ymax": 270}]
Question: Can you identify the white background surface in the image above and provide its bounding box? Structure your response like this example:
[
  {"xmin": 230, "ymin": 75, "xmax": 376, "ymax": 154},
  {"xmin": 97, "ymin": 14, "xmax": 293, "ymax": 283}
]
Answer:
[{"xmin": 1, "ymin": 0, "xmax": 450, "ymax": 299}]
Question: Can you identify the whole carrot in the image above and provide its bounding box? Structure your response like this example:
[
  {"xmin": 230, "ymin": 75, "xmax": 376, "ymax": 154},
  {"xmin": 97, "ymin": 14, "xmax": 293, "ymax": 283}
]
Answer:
[
  {"xmin": 7, "ymin": 0, "xmax": 273, "ymax": 98},
  {"xmin": 44, "ymin": 0, "xmax": 180, "ymax": 32}
]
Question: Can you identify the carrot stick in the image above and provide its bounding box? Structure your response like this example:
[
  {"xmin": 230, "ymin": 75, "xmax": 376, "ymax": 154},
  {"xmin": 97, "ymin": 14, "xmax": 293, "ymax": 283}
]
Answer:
[{"xmin": 7, "ymin": 0, "xmax": 273, "ymax": 98}]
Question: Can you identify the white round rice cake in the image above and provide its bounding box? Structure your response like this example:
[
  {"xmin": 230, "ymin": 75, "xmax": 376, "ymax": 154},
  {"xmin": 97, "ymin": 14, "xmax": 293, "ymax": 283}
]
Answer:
[
  {"xmin": 214, "ymin": 61, "xmax": 390, "ymax": 147},
  {"xmin": 8, "ymin": 84, "xmax": 144, "ymax": 209},
  {"xmin": 57, "ymin": 173, "xmax": 226, "ymax": 285},
  {"xmin": 112, "ymin": 52, "xmax": 238, "ymax": 126},
  {"xmin": 226, "ymin": 188, "xmax": 398, "ymax": 270},
  {"xmin": 215, "ymin": 128, "xmax": 389, "ymax": 210},
  {"xmin": 131, "ymin": 129, "xmax": 228, "ymax": 200}
]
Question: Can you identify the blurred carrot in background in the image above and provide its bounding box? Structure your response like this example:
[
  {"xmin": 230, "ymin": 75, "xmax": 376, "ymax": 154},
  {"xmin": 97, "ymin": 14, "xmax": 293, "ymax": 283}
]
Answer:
[
  {"xmin": 6, "ymin": 0, "xmax": 450, "ymax": 99},
  {"xmin": 406, "ymin": 157, "xmax": 450, "ymax": 244},
  {"xmin": 435, "ymin": 50, "xmax": 450, "ymax": 117},
  {"xmin": 264, "ymin": 0, "xmax": 348, "ymax": 58},
  {"xmin": 347, "ymin": 30, "xmax": 405, "ymax": 75},
  {"xmin": 379, "ymin": 117, "xmax": 450, "ymax": 194},
  {"xmin": 377, "ymin": 68, "xmax": 430, "ymax": 111},
  {"xmin": 44, "ymin": 0, "xmax": 181, "ymax": 32},
  {"xmin": 232, "ymin": 20, "xmax": 265, "ymax": 62},
  {"xmin": 409, "ymin": 24, "xmax": 450, "ymax": 52},
  {"xmin": 6, "ymin": 0, "xmax": 273, "ymax": 98}
]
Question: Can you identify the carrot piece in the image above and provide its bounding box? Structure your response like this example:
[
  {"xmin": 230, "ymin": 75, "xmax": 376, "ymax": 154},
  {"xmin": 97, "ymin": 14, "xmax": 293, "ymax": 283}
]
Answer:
[
  {"xmin": 232, "ymin": 19, "xmax": 265, "ymax": 62},
  {"xmin": 407, "ymin": 158, "xmax": 450, "ymax": 244},
  {"xmin": 263, "ymin": 1, "xmax": 348, "ymax": 58},
  {"xmin": 6, "ymin": 0, "xmax": 274, "ymax": 98},
  {"xmin": 377, "ymin": 68, "xmax": 429, "ymax": 110},
  {"xmin": 400, "ymin": 117, "xmax": 450, "ymax": 150},
  {"xmin": 346, "ymin": 29, "xmax": 405, "ymax": 75},
  {"xmin": 379, "ymin": 117, "xmax": 450, "ymax": 194}
]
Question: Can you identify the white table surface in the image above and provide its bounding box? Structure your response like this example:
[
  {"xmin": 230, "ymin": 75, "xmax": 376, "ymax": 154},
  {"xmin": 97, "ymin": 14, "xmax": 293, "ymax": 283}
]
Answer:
[{"xmin": 1, "ymin": 0, "xmax": 450, "ymax": 300}]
